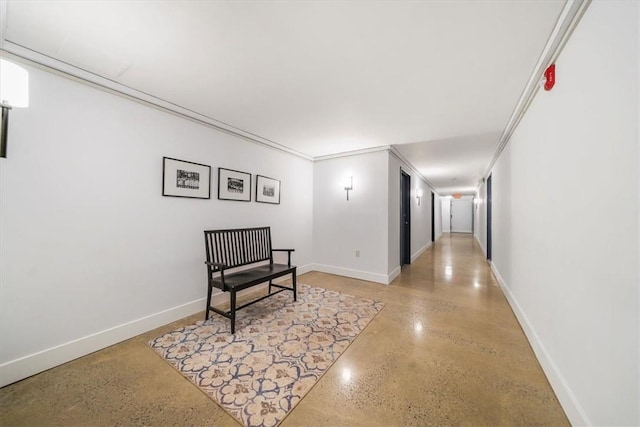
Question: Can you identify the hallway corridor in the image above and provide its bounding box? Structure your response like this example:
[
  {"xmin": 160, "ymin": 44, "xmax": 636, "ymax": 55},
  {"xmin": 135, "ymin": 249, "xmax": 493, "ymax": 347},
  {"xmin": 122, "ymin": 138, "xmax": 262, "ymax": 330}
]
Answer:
[{"xmin": 0, "ymin": 234, "xmax": 569, "ymax": 426}]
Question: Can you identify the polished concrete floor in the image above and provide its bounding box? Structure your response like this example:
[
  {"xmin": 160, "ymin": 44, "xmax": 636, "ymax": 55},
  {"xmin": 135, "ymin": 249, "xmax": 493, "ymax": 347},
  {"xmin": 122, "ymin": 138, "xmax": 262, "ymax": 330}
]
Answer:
[{"xmin": 0, "ymin": 233, "xmax": 569, "ymax": 426}]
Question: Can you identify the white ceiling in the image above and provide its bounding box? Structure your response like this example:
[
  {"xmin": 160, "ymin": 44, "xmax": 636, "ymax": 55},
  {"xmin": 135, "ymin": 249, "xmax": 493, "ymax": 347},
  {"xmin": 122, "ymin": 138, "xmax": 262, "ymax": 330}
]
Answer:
[{"xmin": 1, "ymin": 0, "xmax": 565, "ymax": 194}]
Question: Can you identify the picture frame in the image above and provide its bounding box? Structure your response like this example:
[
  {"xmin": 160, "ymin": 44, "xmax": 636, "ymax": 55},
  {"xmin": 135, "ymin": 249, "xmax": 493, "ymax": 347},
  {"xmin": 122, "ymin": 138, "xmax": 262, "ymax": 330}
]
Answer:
[
  {"xmin": 256, "ymin": 175, "xmax": 281, "ymax": 204},
  {"xmin": 162, "ymin": 157, "xmax": 211, "ymax": 199},
  {"xmin": 218, "ymin": 168, "xmax": 252, "ymax": 202}
]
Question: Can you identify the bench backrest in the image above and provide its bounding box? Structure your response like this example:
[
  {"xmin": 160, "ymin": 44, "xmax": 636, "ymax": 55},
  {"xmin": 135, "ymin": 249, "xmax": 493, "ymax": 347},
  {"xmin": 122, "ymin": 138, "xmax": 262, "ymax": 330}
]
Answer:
[{"xmin": 204, "ymin": 226, "xmax": 273, "ymax": 271}]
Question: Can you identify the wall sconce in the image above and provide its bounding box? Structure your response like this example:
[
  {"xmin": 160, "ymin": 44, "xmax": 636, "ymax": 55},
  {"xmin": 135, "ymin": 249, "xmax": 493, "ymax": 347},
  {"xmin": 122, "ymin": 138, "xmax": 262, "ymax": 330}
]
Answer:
[
  {"xmin": 344, "ymin": 176, "xmax": 353, "ymax": 201},
  {"xmin": 0, "ymin": 58, "xmax": 30, "ymax": 158},
  {"xmin": 416, "ymin": 188, "xmax": 423, "ymax": 205}
]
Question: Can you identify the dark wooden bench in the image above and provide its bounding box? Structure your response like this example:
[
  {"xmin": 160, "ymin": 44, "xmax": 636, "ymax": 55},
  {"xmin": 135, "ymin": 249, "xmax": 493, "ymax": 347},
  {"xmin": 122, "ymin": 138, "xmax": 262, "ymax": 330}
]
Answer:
[{"xmin": 204, "ymin": 226, "xmax": 296, "ymax": 333}]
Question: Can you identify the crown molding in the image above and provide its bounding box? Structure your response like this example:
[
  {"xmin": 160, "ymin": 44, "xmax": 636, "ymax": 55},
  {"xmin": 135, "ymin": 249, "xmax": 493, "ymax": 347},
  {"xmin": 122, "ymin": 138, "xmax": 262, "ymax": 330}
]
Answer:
[
  {"xmin": 388, "ymin": 146, "xmax": 439, "ymax": 195},
  {"xmin": 313, "ymin": 145, "xmax": 439, "ymax": 194},
  {"xmin": 0, "ymin": 41, "xmax": 313, "ymax": 162},
  {"xmin": 482, "ymin": 0, "xmax": 592, "ymax": 184},
  {"xmin": 313, "ymin": 145, "xmax": 391, "ymax": 161}
]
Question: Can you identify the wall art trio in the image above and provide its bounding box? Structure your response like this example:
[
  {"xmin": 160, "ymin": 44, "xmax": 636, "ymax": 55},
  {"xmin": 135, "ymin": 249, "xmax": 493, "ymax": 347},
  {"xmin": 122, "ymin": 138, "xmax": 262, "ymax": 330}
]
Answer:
[{"xmin": 162, "ymin": 157, "xmax": 280, "ymax": 204}]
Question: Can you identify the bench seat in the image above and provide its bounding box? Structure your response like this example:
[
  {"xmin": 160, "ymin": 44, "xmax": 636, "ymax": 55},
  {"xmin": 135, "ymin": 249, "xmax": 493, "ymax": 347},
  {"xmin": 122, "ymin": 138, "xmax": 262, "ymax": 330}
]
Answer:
[{"xmin": 209, "ymin": 263, "xmax": 296, "ymax": 292}]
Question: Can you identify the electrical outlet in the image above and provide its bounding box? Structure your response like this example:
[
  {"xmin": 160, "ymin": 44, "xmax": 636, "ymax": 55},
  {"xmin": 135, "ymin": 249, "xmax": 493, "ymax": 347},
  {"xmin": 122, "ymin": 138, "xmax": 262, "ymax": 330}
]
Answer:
[{"xmin": 355, "ymin": 250, "xmax": 360, "ymax": 257}]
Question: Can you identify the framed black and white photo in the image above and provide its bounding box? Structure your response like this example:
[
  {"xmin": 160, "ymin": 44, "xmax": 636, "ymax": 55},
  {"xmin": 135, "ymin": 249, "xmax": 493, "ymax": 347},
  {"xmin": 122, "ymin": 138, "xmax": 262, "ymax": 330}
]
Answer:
[
  {"xmin": 256, "ymin": 175, "xmax": 281, "ymax": 204},
  {"xmin": 162, "ymin": 157, "xmax": 211, "ymax": 199},
  {"xmin": 218, "ymin": 168, "xmax": 252, "ymax": 202}
]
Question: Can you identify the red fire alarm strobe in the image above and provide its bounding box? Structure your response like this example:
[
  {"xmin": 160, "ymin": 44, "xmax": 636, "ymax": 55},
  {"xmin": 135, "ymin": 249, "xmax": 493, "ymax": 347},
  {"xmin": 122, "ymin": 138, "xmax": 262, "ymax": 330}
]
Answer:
[{"xmin": 544, "ymin": 64, "xmax": 555, "ymax": 91}]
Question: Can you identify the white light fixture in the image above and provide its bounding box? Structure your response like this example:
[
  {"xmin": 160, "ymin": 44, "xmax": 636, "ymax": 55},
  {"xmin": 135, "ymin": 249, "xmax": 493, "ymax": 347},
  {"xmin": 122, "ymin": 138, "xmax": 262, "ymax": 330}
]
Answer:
[
  {"xmin": 416, "ymin": 188, "xmax": 423, "ymax": 205},
  {"xmin": 344, "ymin": 176, "xmax": 353, "ymax": 201},
  {"xmin": 0, "ymin": 59, "xmax": 29, "ymax": 108},
  {"xmin": 0, "ymin": 58, "xmax": 30, "ymax": 158}
]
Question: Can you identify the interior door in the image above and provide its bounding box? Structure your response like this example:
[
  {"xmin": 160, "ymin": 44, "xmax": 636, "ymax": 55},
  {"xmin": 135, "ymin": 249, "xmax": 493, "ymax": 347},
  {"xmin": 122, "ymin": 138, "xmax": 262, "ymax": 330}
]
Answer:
[
  {"xmin": 431, "ymin": 191, "xmax": 435, "ymax": 242},
  {"xmin": 400, "ymin": 171, "xmax": 411, "ymax": 265},
  {"xmin": 450, "ymin": 198, "xmax": 473, "ymax": 233}
]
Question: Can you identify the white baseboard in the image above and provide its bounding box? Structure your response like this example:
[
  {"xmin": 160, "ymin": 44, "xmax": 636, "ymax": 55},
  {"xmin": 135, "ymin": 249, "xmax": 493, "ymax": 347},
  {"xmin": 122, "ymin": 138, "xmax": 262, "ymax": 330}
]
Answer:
[
  {"xmin": 294, "ymin": 263, "xmax": 313, "ymax": 277},
  {"xmin": 388, "ymin": 266, "xmax": 401, "ymax": 283},
  {"xmin": 0, "ymin": 265, "xmax": 311, "ymax": 388},
  {"xmin": 309, "ymin": 263, "xmax": 391, "ymax": 285},
  {"xmin": 0, "ymin": 296, "xmax": 205, "ymax": 387},
  {"xmin": 411, "ymin": 241, "xmax": 432, "ymax": 263},
  {"xmin": 490, "ymin": 263, "xmax": 590, "ymax": 426},
  {"xmin": 474, "ymin": 234, "xmax": 487, "ymax": 256}
]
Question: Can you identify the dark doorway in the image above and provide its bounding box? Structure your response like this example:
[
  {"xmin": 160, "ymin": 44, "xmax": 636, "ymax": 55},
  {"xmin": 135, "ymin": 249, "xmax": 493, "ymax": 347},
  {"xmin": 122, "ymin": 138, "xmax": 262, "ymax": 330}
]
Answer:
[
  {"xmin": 431, "ymin": 191, "xmax": 435, "ymax": 242},
  {"xmin": 487, "ymin": 174, "xmax": 492, "ymax": 260},
  {"xmin": 400, "ymin": 171, "xmax": 411, "ymax": 265}
]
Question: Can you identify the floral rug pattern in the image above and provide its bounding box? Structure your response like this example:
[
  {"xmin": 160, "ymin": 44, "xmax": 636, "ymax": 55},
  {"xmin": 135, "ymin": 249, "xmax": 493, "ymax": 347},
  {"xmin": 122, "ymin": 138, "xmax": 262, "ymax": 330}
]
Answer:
[{"xmin": 149, "ymin": 284, "xmax": 384, "ymax": 427}]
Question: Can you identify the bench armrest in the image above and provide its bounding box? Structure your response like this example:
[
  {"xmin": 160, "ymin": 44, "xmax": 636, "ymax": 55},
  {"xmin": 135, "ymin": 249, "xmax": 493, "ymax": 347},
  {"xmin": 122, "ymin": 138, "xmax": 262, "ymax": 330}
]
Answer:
[
  {"xmin": 205, "ymin": 261, "xmax": 228, "ymax": 286},
  {"xmin": 272, "ymin": 249, "xmax": 295, "ymax": 267},
  {"xmin": 205, "ymin": 261, "xmax": 228, "ymax": 270}
]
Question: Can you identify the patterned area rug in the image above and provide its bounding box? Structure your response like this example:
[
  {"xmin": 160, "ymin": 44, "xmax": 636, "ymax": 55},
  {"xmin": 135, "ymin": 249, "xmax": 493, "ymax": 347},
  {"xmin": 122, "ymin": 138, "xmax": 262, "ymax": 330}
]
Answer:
[{"xmin": 149, "ymin": 284, "xmax": 384, "ymax": 427}]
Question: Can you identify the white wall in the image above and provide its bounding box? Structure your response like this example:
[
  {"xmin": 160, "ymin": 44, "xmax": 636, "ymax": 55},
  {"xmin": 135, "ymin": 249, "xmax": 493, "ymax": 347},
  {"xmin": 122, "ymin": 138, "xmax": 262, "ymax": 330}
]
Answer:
[
  {"xmin": 474, "ymin": 182, "xmax": 487, "ymax": 255},
  {"xmin": 637, "ymin": 6, "xmax": 640, "ymax": 423},
  {"xmin": 441, "ymin": 196, "xmax": 451, "ymax": 232},
  {"xmin": 387, "ymin": 155, "xmax": 400, "ymax": 278},
  {"xmin": 450, "ymin": 197, "xmax": 473, "ymax": 233},
  {"xmin": 312, "ymin": 151, "xmax": 390, "ymax": 284},
  {"xmin": 0, "ymin": 63, "xmax": 314, "ymax": 386},
  {"xmin": 410, "ymin": 175, "xmax": 432, "ymax": 260},
  {"xmin": 489, "ymin": 2, "xmax": 639, "ymax": 425},
  {"xmin": 312, "ymin": 151, "xmax": 435, "ymax": 285}
]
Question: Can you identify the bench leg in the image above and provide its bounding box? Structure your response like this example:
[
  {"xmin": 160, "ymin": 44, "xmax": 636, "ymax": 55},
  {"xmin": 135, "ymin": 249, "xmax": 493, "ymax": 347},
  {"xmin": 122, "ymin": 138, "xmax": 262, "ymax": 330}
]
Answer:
[
  {"xmin": 230, "ymin": 290, "xmax": 237, "ymax": 334},
  {"xmin": 205, "ymin": 284, "xmax": 212, "ymax": 321},
  {"xmin": 292, "ymin": 270, "xmax": 297, "ymax": 302},
  {"xmin": 268, "ymin": 279, "xmax": 273, "ymax": 295}
]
